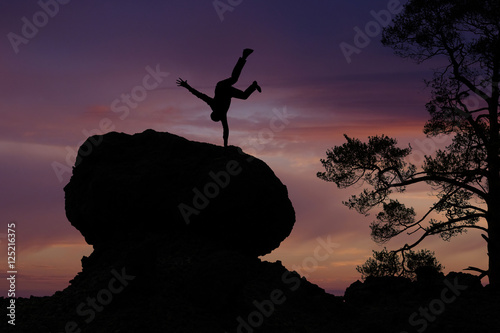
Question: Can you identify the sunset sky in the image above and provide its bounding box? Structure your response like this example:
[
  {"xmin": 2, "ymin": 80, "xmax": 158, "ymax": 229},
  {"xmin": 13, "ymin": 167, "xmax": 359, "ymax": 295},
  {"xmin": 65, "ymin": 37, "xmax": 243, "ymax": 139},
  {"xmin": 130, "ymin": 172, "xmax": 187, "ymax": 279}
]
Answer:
[{"xmin": 0, "ymin": 0, "xmax": 488, "ymax": 297}]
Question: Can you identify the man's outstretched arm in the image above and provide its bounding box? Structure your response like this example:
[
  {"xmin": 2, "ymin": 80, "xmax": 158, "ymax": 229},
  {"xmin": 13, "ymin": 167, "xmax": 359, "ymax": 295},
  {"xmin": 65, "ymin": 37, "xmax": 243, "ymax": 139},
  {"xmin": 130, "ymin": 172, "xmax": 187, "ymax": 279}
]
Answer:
[{"xmin": 176, "ymin": 78, "xmax": 213, "ymax": 105}]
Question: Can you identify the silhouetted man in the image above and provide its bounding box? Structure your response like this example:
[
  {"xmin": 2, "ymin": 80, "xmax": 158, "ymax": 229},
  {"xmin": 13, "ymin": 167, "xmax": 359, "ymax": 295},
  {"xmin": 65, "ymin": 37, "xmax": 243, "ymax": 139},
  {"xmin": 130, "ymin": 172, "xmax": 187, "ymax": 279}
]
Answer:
[{"xmin": 176, "ymin": 48, "xmax": 261, "ymax": 147}]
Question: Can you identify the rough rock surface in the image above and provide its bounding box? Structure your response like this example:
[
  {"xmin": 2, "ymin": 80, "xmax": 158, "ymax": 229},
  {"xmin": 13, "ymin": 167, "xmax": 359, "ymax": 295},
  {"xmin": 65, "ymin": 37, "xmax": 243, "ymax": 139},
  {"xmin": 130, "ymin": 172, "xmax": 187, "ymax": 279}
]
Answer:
[
  {"xmin": 343, "ymin": 271, "xmax": 499, "ymax": 332},
  {"xmin": 0, "ymin": 132, "xmax": 348, "ymax": 332},
  {"xmin": 1, "ymin": 235, "xmax": 345, "ymax": 333},
  {"xmin": 64, "ymin": 129, "xmax": 295, "ymax": 257}
]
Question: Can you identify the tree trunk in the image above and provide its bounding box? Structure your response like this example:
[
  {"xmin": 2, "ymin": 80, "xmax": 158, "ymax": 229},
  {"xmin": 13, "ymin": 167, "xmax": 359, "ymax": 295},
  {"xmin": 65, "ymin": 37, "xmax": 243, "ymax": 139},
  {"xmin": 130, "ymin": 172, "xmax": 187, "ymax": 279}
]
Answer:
[
  {"xmin": 487, "ymin": 84, "xmax": 500, "ymax": 287},
  {"xmin": 487, "ymin": 132, "xmax": 500, "ymax": 288},
  {"xmin": 489, "ymin": 216, "xmax": 500, "ymax": 287},
  {"xmin": 486, "ymin": 139, "xmax": 500, "ymax": 287}
]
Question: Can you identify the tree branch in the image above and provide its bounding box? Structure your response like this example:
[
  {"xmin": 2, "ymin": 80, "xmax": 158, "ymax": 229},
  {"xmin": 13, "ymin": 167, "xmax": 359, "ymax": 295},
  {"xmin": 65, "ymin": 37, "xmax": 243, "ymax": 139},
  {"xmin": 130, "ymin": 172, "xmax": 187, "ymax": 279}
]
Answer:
[
  {"xmin": 464, "ymin": 266, "xmax": 489, "ymax": 279},
  {"xmin": 392, "ymin": 215, "xmax": 488, "ymax": 252},
  {"xmin": 385, "ymin": 175, "xmax": 487, "ymax": 200}
]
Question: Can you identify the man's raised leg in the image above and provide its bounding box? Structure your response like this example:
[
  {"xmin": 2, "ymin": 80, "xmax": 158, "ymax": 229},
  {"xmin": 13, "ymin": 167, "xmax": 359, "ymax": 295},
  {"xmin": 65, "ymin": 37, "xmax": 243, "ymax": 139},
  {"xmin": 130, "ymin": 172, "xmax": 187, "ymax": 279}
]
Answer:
[
  {"xmin": 228, "ymin": 57, "xmax": 246, "ymax": 85},
  {"xmin": 228, "ymin": 49, "xmax": 254, "ymax": 85},
  {"xmin": 242, "ymin": 48, "xmax": 253, "ymax": 59}
]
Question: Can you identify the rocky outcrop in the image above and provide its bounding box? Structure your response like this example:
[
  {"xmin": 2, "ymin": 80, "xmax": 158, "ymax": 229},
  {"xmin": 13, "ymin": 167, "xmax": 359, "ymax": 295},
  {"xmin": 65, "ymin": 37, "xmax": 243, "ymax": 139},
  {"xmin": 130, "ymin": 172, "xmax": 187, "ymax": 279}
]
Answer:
[
  {"xmin": 1, "ymin": 233, "xmax": 346, "ymax": 333},
  {"xmin": 0, "ymin": 131, "xmax": 348, "ymax": 333},
  {"xmin": 64, "ymin": 129, "xmax": 295, "ymax": 257},
  {"xmin": 342, "ymin": 271, "xmax": 498, "ymax": 332}
]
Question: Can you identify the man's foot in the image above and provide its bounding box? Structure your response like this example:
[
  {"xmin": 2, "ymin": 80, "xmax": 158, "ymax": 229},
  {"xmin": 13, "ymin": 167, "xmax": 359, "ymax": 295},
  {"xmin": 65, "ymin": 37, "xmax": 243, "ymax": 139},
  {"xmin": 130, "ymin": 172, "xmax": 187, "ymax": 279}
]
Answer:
[
  {"xmin": 242, "ymin": 48, "xmax": 254, "ymax": 59},
  {"xmin": 253, "ymin": 81, "xmax": 262, "ymax": 93}
]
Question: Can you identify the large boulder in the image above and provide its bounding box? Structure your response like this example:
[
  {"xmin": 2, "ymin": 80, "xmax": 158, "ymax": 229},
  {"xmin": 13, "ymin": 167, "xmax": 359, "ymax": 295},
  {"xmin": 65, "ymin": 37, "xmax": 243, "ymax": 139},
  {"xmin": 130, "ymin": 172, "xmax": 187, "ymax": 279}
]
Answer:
[{"xmin": 64, "ymin": 129, "xmax": 295, "ymax": 256}]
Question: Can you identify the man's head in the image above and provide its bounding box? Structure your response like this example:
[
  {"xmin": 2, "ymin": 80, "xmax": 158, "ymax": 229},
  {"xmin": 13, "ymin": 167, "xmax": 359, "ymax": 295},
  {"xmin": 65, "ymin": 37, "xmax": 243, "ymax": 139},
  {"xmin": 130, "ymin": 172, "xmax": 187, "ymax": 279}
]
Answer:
[{"xmin": 210, "ymin": 111, "xmax": 221, "ymax": 122}]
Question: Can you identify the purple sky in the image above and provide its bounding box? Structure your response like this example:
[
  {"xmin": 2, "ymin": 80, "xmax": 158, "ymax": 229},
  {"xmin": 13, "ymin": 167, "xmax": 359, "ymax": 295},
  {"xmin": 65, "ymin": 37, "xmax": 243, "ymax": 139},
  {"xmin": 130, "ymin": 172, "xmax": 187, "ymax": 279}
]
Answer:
[{"xmin": 0, "ymin": 0, "xmax": 488, "ymax": 297}]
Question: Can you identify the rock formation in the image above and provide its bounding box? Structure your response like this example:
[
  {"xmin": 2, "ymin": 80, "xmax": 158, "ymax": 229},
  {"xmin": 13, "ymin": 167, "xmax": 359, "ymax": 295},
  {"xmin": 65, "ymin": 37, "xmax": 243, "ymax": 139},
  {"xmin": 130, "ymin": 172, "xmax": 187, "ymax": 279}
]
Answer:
[
  {"xmin": 0, "ymin": 130, "xmax": 345, "ymax": 333},
  {"xmin": 64, "ymin": 129, "xmax": 295, "ymax": 257}
]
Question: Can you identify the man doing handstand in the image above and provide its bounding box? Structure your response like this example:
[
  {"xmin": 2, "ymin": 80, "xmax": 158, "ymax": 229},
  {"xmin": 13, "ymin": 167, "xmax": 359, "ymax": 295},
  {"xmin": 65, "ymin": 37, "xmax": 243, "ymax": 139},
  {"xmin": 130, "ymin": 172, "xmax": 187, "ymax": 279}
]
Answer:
[{"xmin": 176, "ymin": 48, "xmax": 261, "ymax": 147}]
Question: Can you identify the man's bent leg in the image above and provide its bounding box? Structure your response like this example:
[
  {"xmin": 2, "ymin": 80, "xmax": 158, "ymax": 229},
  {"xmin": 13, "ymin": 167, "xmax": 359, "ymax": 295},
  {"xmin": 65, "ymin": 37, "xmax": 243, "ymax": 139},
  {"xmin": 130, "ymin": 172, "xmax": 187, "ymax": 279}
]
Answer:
[{"xmin": 231, "ymin": 84, "xmax": 258, "ymax": 100}]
